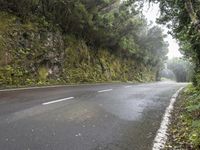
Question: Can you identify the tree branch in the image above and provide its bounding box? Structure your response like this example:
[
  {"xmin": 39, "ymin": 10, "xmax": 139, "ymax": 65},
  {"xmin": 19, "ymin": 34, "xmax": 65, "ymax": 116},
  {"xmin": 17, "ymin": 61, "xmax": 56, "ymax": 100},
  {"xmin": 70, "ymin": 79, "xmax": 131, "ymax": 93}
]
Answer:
[{"xmin": 185, "ymin": 0, "xmax": 200, "ymax": 31}]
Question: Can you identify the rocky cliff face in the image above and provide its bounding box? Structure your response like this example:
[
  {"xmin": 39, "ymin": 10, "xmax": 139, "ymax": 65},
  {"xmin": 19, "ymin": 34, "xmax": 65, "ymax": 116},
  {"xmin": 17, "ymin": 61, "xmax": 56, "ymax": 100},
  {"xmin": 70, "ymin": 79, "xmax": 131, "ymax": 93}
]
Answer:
[{"xmin": 0, "ymin": 12, "xmax": 155, "ymax": 87}]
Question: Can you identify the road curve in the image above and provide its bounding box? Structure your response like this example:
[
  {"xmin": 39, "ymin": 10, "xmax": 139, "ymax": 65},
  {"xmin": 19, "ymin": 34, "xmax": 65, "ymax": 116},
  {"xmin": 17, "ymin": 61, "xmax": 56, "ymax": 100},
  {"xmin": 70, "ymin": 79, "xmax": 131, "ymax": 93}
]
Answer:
[{"xmin": 0, "ymin": 81, "xmax": 187, "ymax": 150}]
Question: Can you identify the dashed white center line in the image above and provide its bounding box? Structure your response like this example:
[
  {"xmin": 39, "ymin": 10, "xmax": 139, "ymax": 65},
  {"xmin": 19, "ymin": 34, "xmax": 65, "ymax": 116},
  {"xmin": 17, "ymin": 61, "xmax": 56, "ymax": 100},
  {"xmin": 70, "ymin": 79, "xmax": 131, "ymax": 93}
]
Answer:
[
  {"xmin": 125, "ymin": 86, "xmax": 132, "ymax": 88},
  {"xmin": 98, "ymin": 89, "xmax": 113, "ymax": 93},
  {"xmin": 42, "ymin": 97, "xmax": 74, "ymax": 105}
]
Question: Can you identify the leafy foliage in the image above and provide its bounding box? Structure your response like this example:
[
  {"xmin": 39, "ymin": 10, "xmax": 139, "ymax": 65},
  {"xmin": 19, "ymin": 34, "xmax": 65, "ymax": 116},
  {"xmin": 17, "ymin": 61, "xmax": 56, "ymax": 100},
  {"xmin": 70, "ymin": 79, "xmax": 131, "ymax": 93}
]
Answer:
[
  {"xmin": 147, "ymin": 0, "xmax": 200, "ymax": 86},
  {"xmin": 167, "ymin": 58, "xmax": 194, "ymax": 82},
  {"xmin": 0, "ymin": 0, "xmax": 167, "ymax": 58}
]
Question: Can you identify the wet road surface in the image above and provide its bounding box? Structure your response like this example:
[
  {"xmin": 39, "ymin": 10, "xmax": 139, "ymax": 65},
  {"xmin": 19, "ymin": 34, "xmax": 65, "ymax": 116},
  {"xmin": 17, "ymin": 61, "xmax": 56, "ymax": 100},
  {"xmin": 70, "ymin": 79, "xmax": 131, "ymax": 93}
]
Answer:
[{"xmin": 0, "ymin": 82, "xmax": 187, "ymax": 150}]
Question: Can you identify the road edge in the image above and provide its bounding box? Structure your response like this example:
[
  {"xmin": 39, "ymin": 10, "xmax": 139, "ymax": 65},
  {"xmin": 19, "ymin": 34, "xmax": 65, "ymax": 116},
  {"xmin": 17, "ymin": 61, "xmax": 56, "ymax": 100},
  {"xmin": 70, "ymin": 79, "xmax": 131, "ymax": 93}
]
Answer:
[
  {"xmin": 152, "ymin": 87, "xmax": 184, "ymax": 150},
  {"xmin": 0, "ymin": 81, "xmax": 143, "ymax": 92}
]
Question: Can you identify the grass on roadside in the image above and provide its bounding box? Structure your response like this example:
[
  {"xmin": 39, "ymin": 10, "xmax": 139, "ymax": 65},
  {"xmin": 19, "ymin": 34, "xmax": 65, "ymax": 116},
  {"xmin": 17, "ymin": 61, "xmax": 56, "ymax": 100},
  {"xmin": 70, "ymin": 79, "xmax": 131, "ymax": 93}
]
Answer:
[{"xmin": 165, "ymin": 85, "xmax": 200, "ymax": 150}]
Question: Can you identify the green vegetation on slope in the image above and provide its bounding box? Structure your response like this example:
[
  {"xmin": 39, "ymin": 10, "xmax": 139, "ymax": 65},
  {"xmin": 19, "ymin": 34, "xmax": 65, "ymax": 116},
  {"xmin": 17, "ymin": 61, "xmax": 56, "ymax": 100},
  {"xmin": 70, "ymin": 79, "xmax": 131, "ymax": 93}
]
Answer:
[
  {"xmin": 165, "ymin": 86, "xmax": 200, "ymax": 149},
  {"xmin": 0, "ymin": 11, "xmax": 159, "ymax": 87},
  {"xmin": 0, "ymin": 0, "xmax": 168, "ymax": 87}
]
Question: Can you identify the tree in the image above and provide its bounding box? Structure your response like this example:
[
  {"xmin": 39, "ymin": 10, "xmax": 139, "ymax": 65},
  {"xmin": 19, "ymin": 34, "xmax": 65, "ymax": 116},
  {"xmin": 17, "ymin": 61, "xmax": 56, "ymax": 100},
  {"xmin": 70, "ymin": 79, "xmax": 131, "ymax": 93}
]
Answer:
[
  {"xmin": 167, "ymin": 58, "xmax": 194, "ymax": 82},
  {"xmin": 145, "ymin": 0, "xmax": 200, "ymax": 86}
]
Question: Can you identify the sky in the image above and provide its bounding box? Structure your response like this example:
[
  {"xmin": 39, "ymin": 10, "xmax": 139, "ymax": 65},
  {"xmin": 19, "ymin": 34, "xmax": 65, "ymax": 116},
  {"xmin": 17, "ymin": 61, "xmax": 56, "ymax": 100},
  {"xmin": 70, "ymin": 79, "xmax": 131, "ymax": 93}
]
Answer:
[{"xmin": 142, "ymin": 3, "xmax": 183, "ymax": 59}]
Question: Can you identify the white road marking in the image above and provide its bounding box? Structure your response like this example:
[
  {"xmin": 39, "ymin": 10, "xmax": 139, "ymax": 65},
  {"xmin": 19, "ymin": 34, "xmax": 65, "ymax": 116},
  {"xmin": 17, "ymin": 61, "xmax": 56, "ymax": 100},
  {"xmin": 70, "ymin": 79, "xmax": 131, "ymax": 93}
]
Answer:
[
  {"xmin": 125, "ymin": 86, "xmax": 132, "ymax": 88},
  {"xmin": 42, "ymin": 97, "xmax": 74, "ymax": 105},
  {"xmin": 98, "ymin": 89, "xmax": 113, "ymax": 93},
  {"xmin": 152, "ymin": 87, "xmax": 184, "ymax": 150}
]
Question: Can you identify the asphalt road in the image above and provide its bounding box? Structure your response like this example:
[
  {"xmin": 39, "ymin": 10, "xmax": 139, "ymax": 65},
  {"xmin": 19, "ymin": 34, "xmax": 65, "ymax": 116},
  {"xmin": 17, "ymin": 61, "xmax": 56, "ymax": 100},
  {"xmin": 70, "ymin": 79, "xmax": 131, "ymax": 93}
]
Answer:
[{"xmin": 0, "ymin": 82, "xmax": 187, "ymax": 150}]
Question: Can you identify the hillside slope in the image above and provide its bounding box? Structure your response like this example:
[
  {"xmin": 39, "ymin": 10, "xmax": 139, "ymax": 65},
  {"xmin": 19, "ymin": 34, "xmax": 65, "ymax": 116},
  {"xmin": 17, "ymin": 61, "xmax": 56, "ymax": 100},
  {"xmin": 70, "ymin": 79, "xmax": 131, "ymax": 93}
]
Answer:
[{"xmin": 0, "ymin": 12, "xmax": 155, "ymax": 87}]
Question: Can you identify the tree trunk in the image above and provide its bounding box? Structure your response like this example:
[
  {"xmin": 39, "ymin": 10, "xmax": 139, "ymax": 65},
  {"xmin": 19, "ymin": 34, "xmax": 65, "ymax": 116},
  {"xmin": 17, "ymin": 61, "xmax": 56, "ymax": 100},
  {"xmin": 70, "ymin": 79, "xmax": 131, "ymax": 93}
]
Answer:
[{"xmin": 185, "ymin": 0, "xmax": 200, "ymax": 31}]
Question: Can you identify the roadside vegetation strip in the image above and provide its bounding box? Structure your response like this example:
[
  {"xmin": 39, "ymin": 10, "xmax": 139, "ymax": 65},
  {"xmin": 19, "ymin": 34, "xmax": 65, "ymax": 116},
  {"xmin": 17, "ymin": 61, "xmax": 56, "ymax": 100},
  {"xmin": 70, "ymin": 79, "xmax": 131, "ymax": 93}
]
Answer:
[
  {"xmin": 152, "ymin": 87, "xmax": 184, "ymax": 150},
  {"xmin": 165, "ymin": 85, "xmax": 200, "ymax": 149},
  {"xmin": 42, "ymin": 97, "xmax": 74, "ymax": 105}
]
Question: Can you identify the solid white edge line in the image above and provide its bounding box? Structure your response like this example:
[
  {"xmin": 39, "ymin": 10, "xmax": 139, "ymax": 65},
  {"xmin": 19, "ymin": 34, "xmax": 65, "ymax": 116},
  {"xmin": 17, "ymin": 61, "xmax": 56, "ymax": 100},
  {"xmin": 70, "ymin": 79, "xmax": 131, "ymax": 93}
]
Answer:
[
  {"xmin": 152, "ymin": 87, "xmax": 184, "ymax": 150},
  {"xmin": 42, "ymin": 97, "xmax": 74, "ymax": 105},
  {"xmin": 98, "ymin": 89, "xmax": 113, "ymax": 93}
]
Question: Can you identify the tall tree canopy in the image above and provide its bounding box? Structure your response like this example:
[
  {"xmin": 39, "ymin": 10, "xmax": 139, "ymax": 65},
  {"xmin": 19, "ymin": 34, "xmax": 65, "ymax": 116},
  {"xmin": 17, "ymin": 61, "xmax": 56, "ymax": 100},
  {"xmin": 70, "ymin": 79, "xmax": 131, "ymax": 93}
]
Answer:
[{"xmin": 145, "ymin": 0, "xmax": 200, "ymax": 86}]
